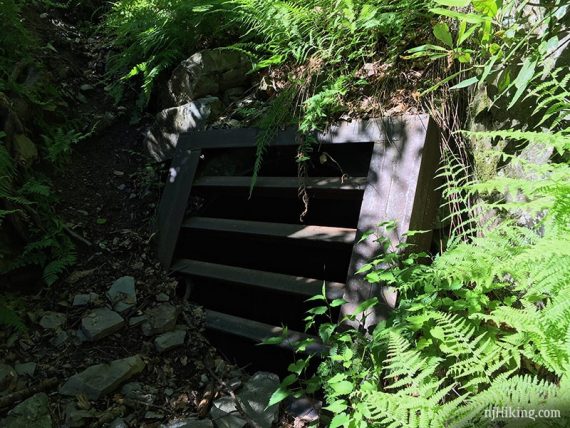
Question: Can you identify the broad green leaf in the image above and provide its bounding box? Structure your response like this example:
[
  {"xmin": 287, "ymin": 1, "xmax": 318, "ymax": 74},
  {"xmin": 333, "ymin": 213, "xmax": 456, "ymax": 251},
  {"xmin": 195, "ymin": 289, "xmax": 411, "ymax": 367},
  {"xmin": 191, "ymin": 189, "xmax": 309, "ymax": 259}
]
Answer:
[
  {"xmin": 330, "ymin": 413, "xmax": 350, "ymax": 428},
  {"xmin": 458, "ymin": 23, "xmax": 480, "ymax": 46},
  {"xmin": 288, "ymin": 360, "xmax": 306, "ymax": 375},
  {"xmin": 330, "ymin": 298, "xmax": 347, "ymax": 308},
  {"xmin": 331, "ymin": 380, "xmax": 354, "ymax": 395},
  {"xmin": 433, "ymin": 23, "xmax": 453, "ymax": 48},
  {"xmin": 267, "ymin": 387, "xmax": 290, "ymax": 407},
  {"xmin": 324, "ymin": 400, "xmax": 348, "ymax": 413},
  {"xmin": 281, "ymin": 373, "xmax": 297, "ymax": 387},
  {"xmin": 508, "ymin": 58, "xmax": 537, "ymax": 109},
  {"xmin": 451, "ymin": 76, "xmax": 478, "ymax": 89},
  {"xmin": 319, "ymin": 323, "xmax": 335, "ymax": 342}
]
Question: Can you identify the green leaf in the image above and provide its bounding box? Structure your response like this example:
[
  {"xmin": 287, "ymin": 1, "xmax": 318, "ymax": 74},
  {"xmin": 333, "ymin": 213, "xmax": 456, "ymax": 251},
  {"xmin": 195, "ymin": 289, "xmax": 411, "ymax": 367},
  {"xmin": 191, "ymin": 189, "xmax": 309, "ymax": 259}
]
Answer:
[
  {"xmin": 508, "ymin": 57, "xmax": 537, "ymax": 109},
  {"xmin": 472, "ymin": 0, "xmax": 498, "ymax": 17},
  {"xmin": 434, "ymin": 0, "xmax": 470, "ymax": 6},
  {"xmin": 330, "ymin": 298, "xmax": 347, "ymax": 308},
  {"xmin": 331, "ymin": 380, "xmax": 354, "ymax": 396},
  {"xmin": 433, "ymin": 23, "xmax": 453, "ymax": 48},
  {"xmin": 324, "ymin": 400, "xmax": 348, "ymax": 413},
  {"xmin": 267, "ymin": 387, "xmax": 290, "ymax": 407},
  {"xmin": 96, "ymin": 218, "xmax": 107, "ymax": 225},
  {"xmin": 288, "ymin": 360, "xmax": 306, "ymax": 375},
  {"xmin": 430, "ymin": 7, "xmax": 490, "ymax": 24},
  {"xmin": 354, "ymin": 297, "xmax": 379, "ymax": 316},
  {"xmin": 431, "ymin": 326, "xmax": 445, "ymax": 340},
  {"xmin": 451, "ymin": 76, "xmax": 478, "ymax": 89},
  {"xmin": 330, "ymin": 413, "xmax": 350, "ymax": 428}
]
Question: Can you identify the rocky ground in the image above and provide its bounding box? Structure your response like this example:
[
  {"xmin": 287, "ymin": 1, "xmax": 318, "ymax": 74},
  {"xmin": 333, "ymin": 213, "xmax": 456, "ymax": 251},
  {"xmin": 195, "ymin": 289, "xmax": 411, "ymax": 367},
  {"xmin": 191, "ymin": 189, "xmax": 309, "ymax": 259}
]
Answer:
[{"xmin": 0, "ymin": 5, "xmax": 321, "ymax": 428}]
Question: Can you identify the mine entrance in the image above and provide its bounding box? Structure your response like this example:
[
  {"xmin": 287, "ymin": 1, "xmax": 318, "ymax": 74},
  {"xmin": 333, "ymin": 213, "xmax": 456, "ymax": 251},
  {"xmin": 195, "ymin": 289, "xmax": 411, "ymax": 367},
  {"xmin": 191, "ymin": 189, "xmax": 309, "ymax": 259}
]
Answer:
[{"xmin": 156, "ymin": 116, "xmax": 440, "ymax": 369}]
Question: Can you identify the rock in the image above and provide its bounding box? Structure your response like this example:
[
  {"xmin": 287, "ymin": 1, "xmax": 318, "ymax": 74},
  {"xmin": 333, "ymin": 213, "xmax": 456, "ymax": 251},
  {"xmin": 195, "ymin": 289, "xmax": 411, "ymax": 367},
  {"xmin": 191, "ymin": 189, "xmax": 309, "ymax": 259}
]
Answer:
[
  {"xmin": 156, "ymin": 292, "xmax": 170, "ymax": 302},
  {"xmin": 286, "ymin": 397, "xmax": 321, "ymax": 423},
  {"xmin": 163, "ymin": 50, "xmax": 252, "ymax": 108},
  {"xmin": 154, "ymin": 329, "xmax": 186, "ymax": 353},
  {"xmin": 109, "ymin": 418, "xmax": 128, "ymax": 428},
  {"xmin": 72, "ymin": 292, "xmax": 99, "ymax": 307},
  {"xmin": 145, "ymin": 411, "xmax": 164, "ymax": 419},
  {"xmin": 209, "ymin": 397, "xmax": 246, "ymax": 428},
  {"xmin": 222, "ymin": 87, "xmax": 246, "ymax": 105},
  {"xmin": 107, "ymin": 276, "xmax": 137, "ymax": 312},
  {"xmin": 0, "ymin": 364, "xmax": 18, "ymax": 392},
  {"xmin": 39, "ymin": 312, "xmax": 66, "ymax": 329},
  {"xmin": 145, "ymin": 97, "xmax": 223, "ymax": 161},
  {"xmin": 236, "ymin": 372, "xmax": 280, "ymax": 428},
  {"xmin": 0, "ymin": 393, "xmax": 52, "ymax": 428},
  {"xmin": 50, "ymin": 330, "xmax": 69, "ymax": 347},
  {"xmin": 13, "ymin": 134, "xmax": 38, "ymax": 165},
  {"xmin": 80, "ymin": 307, "xmax": 125, "ymax": 341},
  {"xmin": 142, "ymin": 304, "xmax": 179, "ymax": 336},
  {"xmin": 129, "ymin": 315, "xmax": 147, "ymax": 327},
  {"xmin": 121, "ymin": 382, "xmax": 156, "ymax": 406},
  {"xmin": 15, "ymin": 362, "xmax": 36, "ymax": 377},
  {"xmin": 60, "ymin": 355, "xmax": 145, "ymax": 400},
  {"xmin": 163, "ymin": 418, "xmax": 214, "ymax": 428},
  {"xmin": 64, "ymin": 402, "xmax": 97, "ymax": 427}
]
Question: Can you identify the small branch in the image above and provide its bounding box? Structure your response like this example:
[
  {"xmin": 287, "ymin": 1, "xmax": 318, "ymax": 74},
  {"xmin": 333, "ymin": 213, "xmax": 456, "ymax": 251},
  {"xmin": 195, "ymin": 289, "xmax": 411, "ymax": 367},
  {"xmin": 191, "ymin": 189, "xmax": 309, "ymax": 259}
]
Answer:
[
  {"xmin": 63, "ymin": 225, "xmax": 93, "ymax": 246},
  {"xmin": 0, "ymin": 377, "xmax": 58, "ymax": 410}
]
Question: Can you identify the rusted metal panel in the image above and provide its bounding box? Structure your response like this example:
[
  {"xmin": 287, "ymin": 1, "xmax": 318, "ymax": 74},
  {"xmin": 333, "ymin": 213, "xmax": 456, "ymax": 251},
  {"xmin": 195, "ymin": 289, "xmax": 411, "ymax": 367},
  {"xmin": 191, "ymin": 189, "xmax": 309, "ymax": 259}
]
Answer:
[{"xmin": 340, "ymin": 115, "xmax": 440, "ymax": 327}]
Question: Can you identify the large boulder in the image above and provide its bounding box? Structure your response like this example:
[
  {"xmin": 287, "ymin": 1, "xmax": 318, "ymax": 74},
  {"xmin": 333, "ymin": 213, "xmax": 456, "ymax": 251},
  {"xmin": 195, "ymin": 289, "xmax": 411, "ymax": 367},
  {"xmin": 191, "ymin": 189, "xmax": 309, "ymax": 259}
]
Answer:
[
  {"xmin": 145, "ymin": 97, "xmax": 222, "ymax": 161},
  {"xmin": 162, "ymin": 50, "xmax": 252, "ymax": 109}
]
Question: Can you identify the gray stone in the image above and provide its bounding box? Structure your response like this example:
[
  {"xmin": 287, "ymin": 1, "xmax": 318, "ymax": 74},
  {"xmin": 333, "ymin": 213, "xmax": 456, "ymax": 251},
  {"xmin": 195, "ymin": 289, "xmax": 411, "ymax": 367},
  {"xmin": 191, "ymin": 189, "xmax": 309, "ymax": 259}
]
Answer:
[
  {"xmin": 145, "ymin": 411, "xmax": 164, "ymax": 419},
  {"xmin": 209, "ymin": 397, "xmax": 246, "ymax": 428},
  {"xmin": 72, "ymin": 293, "xmax": 99, "ymax": 307},
  {"xmin": 121, "ymin": 382, "xmax": 156, "ymax": 405},
  {"xmin": 163, "ymin": 50, "xmax": 252, "ymax": 108},
  {"xmin": 107, "ymin": 276, "xmax": 137, "ymax": 312},
  {"xmin": 39, "ymin": 312, "xmax": 66, "ymax": 329},
  {"xmin": 50, "ymin": 330, "xmax": 69, "ymax": 347},
  {"xmin": 156, "ymin": 292, "xmax": 170, "ymax": 302},
  {"xmin": 163, "ymin": 418, "xmax": 214, "ymax": 428},
  {"xmin": 154, "ymin": 329, "xmax": 186, "ymax": 353},
  {"xmin": 286, "ymin": 397, "xmax": 321, "ymax": 423},
  {"xmin": 81, "ymin": 308, "xmax": 125, "ymax": 341},
  {"xmin": 236, "ymin": 372, "xmax": 280, "ymax": 428},
  {"xmin": 0, "ymin": 364, "xmax": 18, "ymax": 391},
  {"xmin": 0, "ymin": 393, "xmax": 52, "ymax": 428},
  {"xmin": 109, "ymin": 418, "xmax": 128, "ymax": 428},
  {"xmin": 60, "ymin": 355, "xmax": 145, "ymax": 400},
  {"xmin": 145, "ymin": 97, "xmax": 222, "ymax": 161},
  {"xmin": 64, "ymin": 402, "xmax": 96, "ymax": 427},
  {"xmin": 141, "ymin": 304, "xmax": 179, "ymax": 336},
  {"xmin": 129, "ymin": 315, "xmax": 147, "ymax": 327},
  {"xmin": 15, "ymin": 362, "xmax": 36, "ymax": 377}
]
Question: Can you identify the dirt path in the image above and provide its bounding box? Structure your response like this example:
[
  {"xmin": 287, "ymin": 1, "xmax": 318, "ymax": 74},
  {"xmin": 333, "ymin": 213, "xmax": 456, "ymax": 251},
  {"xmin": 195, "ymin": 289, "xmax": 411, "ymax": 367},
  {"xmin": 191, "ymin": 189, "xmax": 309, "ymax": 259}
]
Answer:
[{"xmin": 1, "ymin": 6, "xmax": 250, "ymax": 427}]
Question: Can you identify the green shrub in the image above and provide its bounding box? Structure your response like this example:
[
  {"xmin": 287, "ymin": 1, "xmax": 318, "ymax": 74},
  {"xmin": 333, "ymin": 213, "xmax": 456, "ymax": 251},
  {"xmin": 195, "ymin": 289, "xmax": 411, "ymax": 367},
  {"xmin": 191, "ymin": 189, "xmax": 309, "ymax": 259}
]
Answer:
[{"xmin": 105, "ymin": 0, "xmax": 239, "ymax": 104}]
